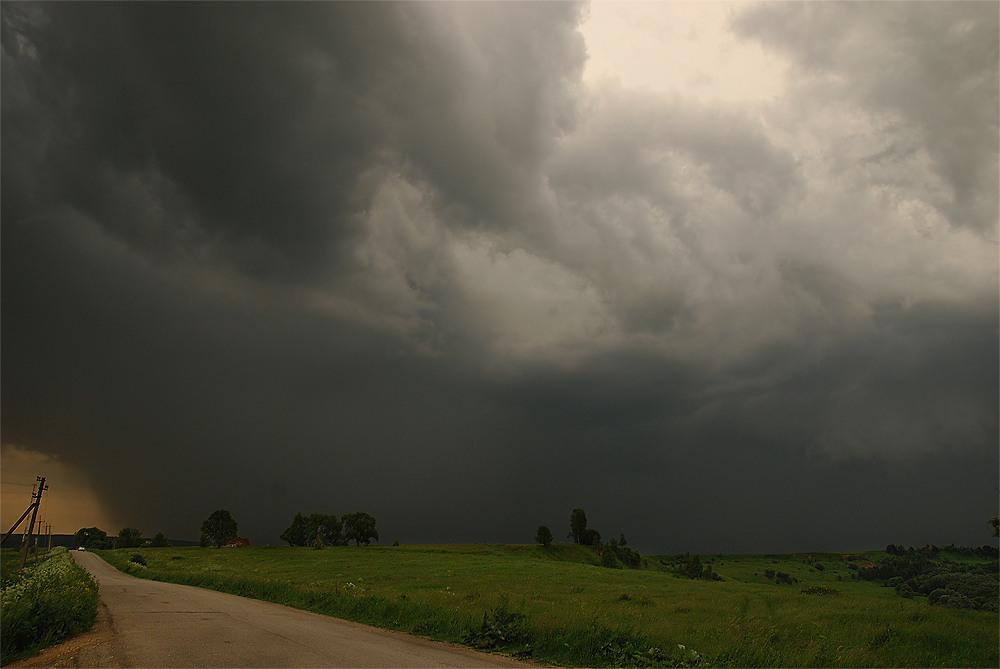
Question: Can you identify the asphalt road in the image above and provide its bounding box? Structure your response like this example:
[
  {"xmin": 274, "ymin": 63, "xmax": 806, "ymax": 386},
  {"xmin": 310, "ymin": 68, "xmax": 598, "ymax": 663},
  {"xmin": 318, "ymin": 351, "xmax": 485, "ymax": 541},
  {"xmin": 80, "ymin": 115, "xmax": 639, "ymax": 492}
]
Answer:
[{"xmin": 69, "ymin": 551, "xmax": 527, "ymax": 668}]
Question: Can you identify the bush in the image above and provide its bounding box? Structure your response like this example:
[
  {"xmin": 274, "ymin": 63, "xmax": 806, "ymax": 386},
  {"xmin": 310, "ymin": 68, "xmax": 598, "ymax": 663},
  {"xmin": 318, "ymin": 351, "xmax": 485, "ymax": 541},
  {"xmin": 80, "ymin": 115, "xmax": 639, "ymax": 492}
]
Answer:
[
  {"xmin": 801, "ymin": 585, "xmax": 841, "ymax": 596},
  {"xmin": 602, "ymin": 548, "xmax": 622, "ymax": 569},
  {"xmin": 676, "ymin": 554, "xmax": 722, "ymax": 581},
  {"xmin": 118, "ymin": 527, "xmax": 143, "ymax": 549},
  {"xmin": 463, "ymin": 605, "xmax": 532, "ymax": 657},
  {"xmin": 860, "ymin": 548, "xmax": 998, "ymax": 611},
  {"xmin": 1, "ymin": 548, "xmax": 99, "ymax": 661},
  {"xmin": 150, "ymin": 532, "xmax": 171, "ymax": 548},
  {"xmin": 129, "ymin": 553, "xmax": 147, "ymax": 566}
]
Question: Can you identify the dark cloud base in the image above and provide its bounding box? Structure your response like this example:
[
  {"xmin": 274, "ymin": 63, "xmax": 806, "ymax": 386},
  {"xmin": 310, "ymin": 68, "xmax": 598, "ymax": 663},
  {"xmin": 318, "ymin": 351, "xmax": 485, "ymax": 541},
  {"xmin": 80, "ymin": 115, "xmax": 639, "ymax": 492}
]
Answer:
[{"xmin": 2, "ymin": 2, "xmax": 997, "ymax": 553}]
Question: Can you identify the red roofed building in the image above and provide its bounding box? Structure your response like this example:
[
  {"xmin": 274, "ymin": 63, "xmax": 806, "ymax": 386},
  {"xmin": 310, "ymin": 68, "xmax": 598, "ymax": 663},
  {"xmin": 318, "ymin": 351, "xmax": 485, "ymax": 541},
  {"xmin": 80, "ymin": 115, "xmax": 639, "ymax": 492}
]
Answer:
[{"xmin": 225, "ymin": 537, "xmax": 250, "ymax": 547}]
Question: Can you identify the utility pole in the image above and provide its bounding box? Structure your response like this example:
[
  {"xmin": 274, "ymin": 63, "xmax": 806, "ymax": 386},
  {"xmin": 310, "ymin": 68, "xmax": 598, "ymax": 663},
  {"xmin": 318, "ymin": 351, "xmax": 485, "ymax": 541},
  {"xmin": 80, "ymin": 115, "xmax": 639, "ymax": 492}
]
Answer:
[
  {"xmin": 1, "ymin": 505, "xmax": 37, "ymax": 546},
  {"xmin": 20, "ymin": 477, "xmax": 47, "ymax": 571}
]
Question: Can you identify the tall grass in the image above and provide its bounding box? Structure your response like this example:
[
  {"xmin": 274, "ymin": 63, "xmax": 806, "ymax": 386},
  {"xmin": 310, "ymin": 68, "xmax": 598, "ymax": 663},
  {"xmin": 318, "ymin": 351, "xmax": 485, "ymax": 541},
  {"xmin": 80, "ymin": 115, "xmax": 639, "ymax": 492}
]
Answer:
[
  {"xmin": 1, "ymin": 547, "xmax": 99, "ymax": 663},
  {"xmin": 95, "ymin": 545, "xmax": 999, "ymax": 667}
]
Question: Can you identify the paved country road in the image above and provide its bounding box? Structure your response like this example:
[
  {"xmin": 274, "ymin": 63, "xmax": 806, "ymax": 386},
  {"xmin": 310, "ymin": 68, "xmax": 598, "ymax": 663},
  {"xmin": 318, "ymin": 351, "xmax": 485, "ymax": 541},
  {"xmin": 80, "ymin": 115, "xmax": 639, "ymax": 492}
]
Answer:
[{"xmin": 28, "ymin": 551, "xmax": 529, "ymax": 668}]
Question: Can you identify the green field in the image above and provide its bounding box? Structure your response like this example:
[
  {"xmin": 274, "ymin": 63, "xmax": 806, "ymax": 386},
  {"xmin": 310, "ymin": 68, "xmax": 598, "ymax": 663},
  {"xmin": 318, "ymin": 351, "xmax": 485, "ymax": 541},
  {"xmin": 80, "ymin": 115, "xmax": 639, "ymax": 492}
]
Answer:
[{"xmin": 94, "ymin": 544, "xmax": 998, "ymax": 668}]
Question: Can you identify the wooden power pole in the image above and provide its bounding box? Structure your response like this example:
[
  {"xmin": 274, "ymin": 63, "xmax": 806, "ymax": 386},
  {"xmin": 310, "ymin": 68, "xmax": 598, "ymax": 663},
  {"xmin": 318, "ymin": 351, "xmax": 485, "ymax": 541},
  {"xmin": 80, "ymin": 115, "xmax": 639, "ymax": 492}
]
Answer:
[{"xmin": 19, "ymin": 477, "xmax": 47, "ymax": 571}]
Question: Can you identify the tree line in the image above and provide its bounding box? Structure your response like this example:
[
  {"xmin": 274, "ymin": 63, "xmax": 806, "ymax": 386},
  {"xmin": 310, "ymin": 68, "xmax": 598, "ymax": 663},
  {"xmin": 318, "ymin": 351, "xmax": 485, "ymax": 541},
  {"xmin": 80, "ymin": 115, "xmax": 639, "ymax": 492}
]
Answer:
[
  {"xmin": 73, "ymin": 508, "xmax": 380, "ymax": 550},
  {"xmin": 74, "ymin": 526, "xmax": 171, "ymax": 549},
  {"xmin": 280, "ymin": 511, "xmax": 379, "ymax": 547}
]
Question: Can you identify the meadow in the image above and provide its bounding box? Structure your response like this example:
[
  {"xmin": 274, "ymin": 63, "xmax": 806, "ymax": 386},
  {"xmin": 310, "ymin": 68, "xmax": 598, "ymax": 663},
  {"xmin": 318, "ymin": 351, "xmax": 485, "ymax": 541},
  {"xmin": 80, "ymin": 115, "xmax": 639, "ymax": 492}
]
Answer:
[{"xmin": 94, "ymin": 543, "xmax": 999, "ymax": 667}]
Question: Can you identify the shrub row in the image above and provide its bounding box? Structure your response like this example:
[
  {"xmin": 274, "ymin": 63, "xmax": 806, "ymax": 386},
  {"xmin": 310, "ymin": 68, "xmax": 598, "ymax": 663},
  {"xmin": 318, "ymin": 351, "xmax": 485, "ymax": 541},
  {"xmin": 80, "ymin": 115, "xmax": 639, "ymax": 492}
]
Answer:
[
  {"xmin": 859, "ymin": 550, "xmax": 998, "ymax": 611},
  {"xmin": 0, "ymin": 547, "xmax": 99, "ymax": 662}
]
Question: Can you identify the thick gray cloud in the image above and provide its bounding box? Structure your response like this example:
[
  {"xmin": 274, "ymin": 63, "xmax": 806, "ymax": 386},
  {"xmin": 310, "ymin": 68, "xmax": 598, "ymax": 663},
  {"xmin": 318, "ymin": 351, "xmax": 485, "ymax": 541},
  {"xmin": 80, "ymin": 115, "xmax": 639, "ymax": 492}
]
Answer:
[{"xmin": 2, "ymin": 2, "xmax": 996, "ymax": 553}]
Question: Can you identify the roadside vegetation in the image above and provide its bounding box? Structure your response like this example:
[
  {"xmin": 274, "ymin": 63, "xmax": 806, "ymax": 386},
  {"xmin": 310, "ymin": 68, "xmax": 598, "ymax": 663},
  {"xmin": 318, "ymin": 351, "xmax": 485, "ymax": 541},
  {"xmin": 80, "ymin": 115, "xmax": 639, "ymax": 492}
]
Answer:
[
  {"xmin": 93, "ymin": 542, "xmax": 998, "ymax": 667},
  {"xmin": 0, "ymin": 547, "xmax": 99, "ymax": 664}
]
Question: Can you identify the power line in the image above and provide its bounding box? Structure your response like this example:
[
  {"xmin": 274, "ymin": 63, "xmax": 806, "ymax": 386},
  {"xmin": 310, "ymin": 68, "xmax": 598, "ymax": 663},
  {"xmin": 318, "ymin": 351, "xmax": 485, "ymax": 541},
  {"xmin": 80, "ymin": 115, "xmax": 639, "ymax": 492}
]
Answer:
[{"xmin": 0, "ymin": 468, "xmax": 35, "ymax": 476}]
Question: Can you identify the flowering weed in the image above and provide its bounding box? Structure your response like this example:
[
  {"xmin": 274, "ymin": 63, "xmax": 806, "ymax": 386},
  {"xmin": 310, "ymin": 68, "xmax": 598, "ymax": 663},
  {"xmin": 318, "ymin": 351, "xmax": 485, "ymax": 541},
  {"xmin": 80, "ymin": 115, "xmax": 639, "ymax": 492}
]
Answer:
[{"xmin": 0, "ymin": 547, "xmax": 99, "ymax": 662}]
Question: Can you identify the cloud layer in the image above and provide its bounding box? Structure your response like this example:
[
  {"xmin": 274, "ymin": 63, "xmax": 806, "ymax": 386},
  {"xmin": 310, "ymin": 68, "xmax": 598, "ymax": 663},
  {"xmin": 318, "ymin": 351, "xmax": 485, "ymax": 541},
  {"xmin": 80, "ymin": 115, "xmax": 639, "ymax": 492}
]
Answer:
[{"xmin": 2, "ymin": 2, "xmax": 997, "ymax": 551}]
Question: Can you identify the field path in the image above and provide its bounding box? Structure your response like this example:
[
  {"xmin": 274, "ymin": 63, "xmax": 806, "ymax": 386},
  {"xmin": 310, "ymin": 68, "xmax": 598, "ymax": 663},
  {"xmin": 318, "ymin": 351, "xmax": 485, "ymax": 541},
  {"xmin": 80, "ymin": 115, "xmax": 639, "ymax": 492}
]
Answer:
[{"xmin": 67, "ymin": 551, "xmax": 527, "ymax": 668}]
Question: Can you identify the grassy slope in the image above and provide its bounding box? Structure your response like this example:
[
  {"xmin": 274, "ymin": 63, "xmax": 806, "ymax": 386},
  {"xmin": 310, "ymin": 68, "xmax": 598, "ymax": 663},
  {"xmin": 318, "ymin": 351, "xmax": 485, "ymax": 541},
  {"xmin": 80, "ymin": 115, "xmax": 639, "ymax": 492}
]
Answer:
[{"xmin": 95, "ymin": 544, "xmax": 998, "ymax": 668}]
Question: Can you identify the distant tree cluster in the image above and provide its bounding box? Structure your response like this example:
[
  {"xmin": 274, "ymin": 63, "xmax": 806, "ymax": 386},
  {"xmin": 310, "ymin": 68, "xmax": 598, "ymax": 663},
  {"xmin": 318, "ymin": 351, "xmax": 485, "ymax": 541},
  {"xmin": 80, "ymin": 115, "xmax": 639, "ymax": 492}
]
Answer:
[
  {"xmin": 859, "ymin": 544, "xmax": 999, "ymax": 611},
  {"xmin": 674, "ymin": 553, "xmax": 722, "ymax": 581},
  {"xmin": 74, "ymin": 527, "xmax": 112, "ymax": 549},
  {"xmin": 75, "ymin": 526, "xmax": 172, "ymax": 549},
  {"xmin": 762, "ymin": 568, "xmax": 796, "ymax": 585},
  {"xmin": 601, "ymin": 535, "xmax": 642, "ymax": 569},
  {"xmin": 280, "ymin": 511, "xmax": 379, "ymax": 547},
  {"xmin": 563, "ymin": 508, "xmax": 645, "ymax": 570},
  {"xmin": 885, "ymin": 543, "xmax": 998, "ymax": 559},
  {"xmin": 568, "ymin": 508, "xmax": 602, "ymax": 546}
]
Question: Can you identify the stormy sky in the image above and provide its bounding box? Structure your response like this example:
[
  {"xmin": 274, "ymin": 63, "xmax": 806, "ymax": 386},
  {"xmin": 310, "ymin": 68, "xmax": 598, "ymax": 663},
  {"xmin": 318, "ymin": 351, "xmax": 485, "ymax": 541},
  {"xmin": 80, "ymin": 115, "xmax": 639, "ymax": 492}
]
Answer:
[{"xmin": 2, "ymin": 1, "xmax": 997, "ymax": 554}]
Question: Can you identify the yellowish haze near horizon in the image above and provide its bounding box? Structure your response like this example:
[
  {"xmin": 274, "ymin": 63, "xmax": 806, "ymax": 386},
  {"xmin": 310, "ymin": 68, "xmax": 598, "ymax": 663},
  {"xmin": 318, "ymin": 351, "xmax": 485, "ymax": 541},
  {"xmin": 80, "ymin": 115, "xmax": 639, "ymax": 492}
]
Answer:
[{"xmin": 1, "ymin": 444, "xmax": 119, "ymax": 537}]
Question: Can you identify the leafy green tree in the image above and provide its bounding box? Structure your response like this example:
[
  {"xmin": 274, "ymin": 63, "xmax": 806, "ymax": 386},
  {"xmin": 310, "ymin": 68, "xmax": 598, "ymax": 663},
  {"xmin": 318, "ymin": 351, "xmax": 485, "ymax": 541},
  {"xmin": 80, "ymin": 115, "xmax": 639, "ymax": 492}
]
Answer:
[
  {"xmin": 569, "ymin": 508, "xmax": 587, "ymax": 544},
  {"xmin": 280, "ymin": 512, "xmax": 308, "ymax": 546},
  {"xmin": 535, "ymin": 525, "xmax": 553, "ymax": 547},
  {"xmin": 118, "ymin": 527, "xmax": 143, "ymax": 548},
  {"xmin": 150, "ymin": 532, "xmax": 171, "ymax": 548},
  {"xmin": 281, "ymin": 512, "xmax": 344, "ymax": 546},
  {"xmin": 201, "ymin": 509, "xmax": 238, "ymax": 548},
  {"xmin": 308, "ymin": 513, "xmax": 343, "ymax": 546},
  {"xmin": 342, "ymin": 512, "xmax": 379, "ymax": 546},
  {"xmin": 74, "ymin": 526, "xmax": 108, "ymax": 549},
  {"xmin": 581, "ymin": 528, "xmax": 601, "ymax": 546}
]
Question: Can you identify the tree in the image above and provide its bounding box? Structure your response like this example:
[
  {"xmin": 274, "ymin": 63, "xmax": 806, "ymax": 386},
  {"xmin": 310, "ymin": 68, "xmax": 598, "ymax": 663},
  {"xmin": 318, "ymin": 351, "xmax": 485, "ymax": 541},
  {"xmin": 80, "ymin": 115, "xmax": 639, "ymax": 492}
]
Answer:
[
  {"xmin": 74, "ymin": 527, "xmax": 108, "ymax": 549},
  {"xmin": 535, "ymin": 525, "xmax": 553, "ymax": 547},
  {"xmin": 342, "ymin": 512, "xmax": 379, "ymax": 546},
  {"xmin": 118, "ymin": 527, "xmax": 143, "ymax": 548},
  {"xmin": 201, "ymin": 509, "xmax": 238, "ymax": 548},
  {"xmin": 990, "ymin": 516, "xmax": 998, "ymax": 538},
  {"xmin": 308, "ymin": 513, "xmax": 343, "ymax": 546},
  {"xmin": 281, "ymin": 512, "xmax": 344, "ymax": 547},
  {"xmin": 569, "ymin": 508, "xmax": 587, "ymax": 544},
  {"xmin": 280, "ymin": 512, "xmax": 308, "ymax": 546},
  {"xmin": 581, "ymin": 528, "xmax": 601, "ymax": 546},
  {"xmin": 150, "ymin": 532, "xmax": 171, "ymax": 548}
]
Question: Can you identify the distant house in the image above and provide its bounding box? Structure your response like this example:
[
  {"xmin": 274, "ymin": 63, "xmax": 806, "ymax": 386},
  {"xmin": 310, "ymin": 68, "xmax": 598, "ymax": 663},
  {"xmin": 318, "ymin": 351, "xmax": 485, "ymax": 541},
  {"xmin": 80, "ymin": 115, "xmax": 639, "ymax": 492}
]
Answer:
[{"xmin": 225, "ymin": 537, "xmax": 250, "ymax": 547}]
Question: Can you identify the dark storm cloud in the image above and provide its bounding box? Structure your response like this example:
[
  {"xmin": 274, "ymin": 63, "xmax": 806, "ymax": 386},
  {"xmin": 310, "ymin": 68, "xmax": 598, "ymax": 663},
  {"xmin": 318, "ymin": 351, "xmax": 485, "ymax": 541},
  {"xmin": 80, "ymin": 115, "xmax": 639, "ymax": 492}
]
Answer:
[{"xmin": 2, "ymin": 2, "xmax": 997, "ymax": 552}]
